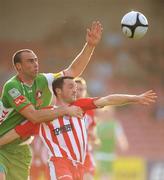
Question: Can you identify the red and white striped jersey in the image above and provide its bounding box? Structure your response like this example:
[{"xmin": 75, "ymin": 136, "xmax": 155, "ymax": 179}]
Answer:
[
  {"xmin": 15, "ymin": 98, "xmax": 97, "ymax": 164},
  {"xmin": 85, "ymin": 109, "xmax": 96, "ymax": 153},
  {"xmin": 85, "ymin": 110, "xmax": 96, "ymax": 132}
]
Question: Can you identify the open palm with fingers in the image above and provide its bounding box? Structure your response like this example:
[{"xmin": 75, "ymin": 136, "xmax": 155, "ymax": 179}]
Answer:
[
  {"xmin": 137, "ymin": 90, "xmax": 157, "ymax": 105},
  {"xmin": 86, "ymin": 21, "xmax": 103, "ymax": 47}
]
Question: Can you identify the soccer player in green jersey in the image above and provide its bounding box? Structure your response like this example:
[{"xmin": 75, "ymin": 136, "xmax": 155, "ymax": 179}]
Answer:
[{"xmin": 0, "ymin": 21, "xmax": 103, "ymax": 180}]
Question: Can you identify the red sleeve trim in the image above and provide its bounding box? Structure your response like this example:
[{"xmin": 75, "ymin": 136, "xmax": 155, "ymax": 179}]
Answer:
[
  {"xmin": 19, "ymin": 103, "xmax": 32, "ymax": 112},
  {"xmin": 15, "ymin": 121, "xmax": 39, "ymax": 138},
  {"xmin": 72, "ymin": 98, "xmax": 99, "ymax": 112},
  {"xmin": 41, "ymin": 106, "xmax": 54, "ymax": 110}
]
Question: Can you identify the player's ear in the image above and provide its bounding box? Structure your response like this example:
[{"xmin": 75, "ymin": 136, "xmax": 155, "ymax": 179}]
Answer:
[
  {"xmin": 56, "ymin": 88, "xmax": 62, "ymax": 96},
  {"xmin": 15, "ymin": 63, "xmax": 21, "ymax": 71}
]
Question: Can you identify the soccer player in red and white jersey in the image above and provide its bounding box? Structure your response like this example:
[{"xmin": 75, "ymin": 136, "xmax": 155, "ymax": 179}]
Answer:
[
  {"xmin": 0, "ymin": 76, "xmax": 157, "ymax": 180},
  {"xmin": 75, "ymin": 77, "xmax": 98, "ymax": 180}
]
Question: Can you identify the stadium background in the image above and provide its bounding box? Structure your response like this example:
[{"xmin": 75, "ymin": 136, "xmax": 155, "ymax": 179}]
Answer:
[{"xmin": 0, "ymin": 0, "xmax": 164, "ymax": 179}]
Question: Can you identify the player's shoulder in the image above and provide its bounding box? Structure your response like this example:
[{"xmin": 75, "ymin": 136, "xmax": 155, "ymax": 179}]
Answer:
[
  {"xmin": 1, "ymin": 76, "xmax": 23, "ymax": 99},
  {"xmin": 36, "ymin": 73, "xmax": 47, "ymax": 78},
  {"xmin": 72, "ymin": 98, "xmax": 93, "ymax": 106},
  {"xmin": 71, "ymin": 98, "xmax": 97, "ymax": 112},
  {"xmin": 3, "ymin": 76, "xmax": 21, "ymax": 90},
  {"xmin": 38, "ymin": 73, "xmax": 54, "ymax": 80},
  {"xmin": 35, "ymin": 73, "xmax": 55, "ymax": 87},
  {"xmin": 73, "ymin": 98, "xmax": 88, "ymax": 103}
]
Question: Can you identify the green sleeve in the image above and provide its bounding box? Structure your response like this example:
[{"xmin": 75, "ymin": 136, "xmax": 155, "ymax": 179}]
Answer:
[{"xmin": 2, "ymin": 82, "xmax": 31, "ymax": 112}]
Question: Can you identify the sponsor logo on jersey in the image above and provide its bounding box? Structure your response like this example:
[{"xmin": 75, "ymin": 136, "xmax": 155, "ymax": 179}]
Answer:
[
  {"xmin": 14, "ymin": 95, "xmax": 26, "ymax": 106},
  {"xmin": 8, "ymin": 88, "xmax": 21, "ymax": 99},
  {"xmin": 54, "ymin": 123, "xmax": 73, "ymax": 136}
]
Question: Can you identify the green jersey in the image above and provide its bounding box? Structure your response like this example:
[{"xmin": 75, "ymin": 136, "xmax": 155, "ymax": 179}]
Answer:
[
  {"xmin": 97, "ymin": 120, "xmax": 117, "ymax": 153},
  {"xmin": 0, "ymin": 72, "xmax": 63, "ymax": 137},
  {"xmin": 0, "ymin": 72, "xmax": 63, "ymax": 180},
  {"xmin": 95, "ymin": 120, "xmax": 120, "ymax": 175}
]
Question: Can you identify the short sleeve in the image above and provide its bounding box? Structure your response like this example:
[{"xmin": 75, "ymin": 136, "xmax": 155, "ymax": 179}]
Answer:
[{"xmin": 72, "ymin": 98, "xmax": 98, "ymax": 112}]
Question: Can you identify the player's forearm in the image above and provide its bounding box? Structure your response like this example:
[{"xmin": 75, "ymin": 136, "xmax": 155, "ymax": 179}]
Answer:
[
  {"xmin": 0, "ymin": 129, "xmax": 19, "ymax": 146},
  {"xmin": 33, "ymin": 107, "xmax": 70, "ymax": 123},
  {"xmin": 20, "ymin": 107, "xmax": 68, "ymax": 123},
  {"xmin": 21, "ymin": 104, "xmax": 83, "ymax": 123},
  {"xmin": 65, "ymin": 43, "xmax": 95, "ymax": 77},
  {"xmin": 94, "ymin": 94, "xmax": 139, "ymax": 108}
]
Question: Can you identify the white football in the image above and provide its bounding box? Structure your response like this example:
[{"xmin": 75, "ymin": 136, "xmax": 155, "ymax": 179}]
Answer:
[{"xmin": 121, "ymin": 11, "xmax": 148, "ymax": 39}]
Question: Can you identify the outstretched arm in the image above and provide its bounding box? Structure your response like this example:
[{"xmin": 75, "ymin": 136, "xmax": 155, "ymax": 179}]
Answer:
[
  {"xmin": 64, "ymin": 21, "xmax": 103, "ymax": 77},
  {"xmin": 94, "ymin": 90, "xmax": 157, "ymax": 108}
]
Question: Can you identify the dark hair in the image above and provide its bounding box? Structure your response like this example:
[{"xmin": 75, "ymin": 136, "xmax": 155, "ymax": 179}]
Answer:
[
  {"xmin": 52, "ymin": 76, "xmax": 74, "ymax": 96},
  {"xmin": 12, "ymin": 49, "xmax": 34, "ymax": 65}
]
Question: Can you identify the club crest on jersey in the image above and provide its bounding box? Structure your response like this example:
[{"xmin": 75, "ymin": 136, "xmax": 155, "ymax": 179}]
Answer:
[
  {"xmin": 36, "ymin": 90, "xmax": 42, "ymax": 99},
  {"xmin": 8, "ymin": 88, "xmax": 21, "ymax": 99},
  {"xmin": 36, "ymin": 90, "xmax": 43, "ymax": 108}
]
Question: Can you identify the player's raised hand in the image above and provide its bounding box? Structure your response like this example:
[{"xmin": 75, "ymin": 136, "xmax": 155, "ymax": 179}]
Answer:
[
  {"xmin": 137, "ymin": 90, "xmax": 157, "ymax": 105},
  {"xmin": 86, "ymin": 21, "xmax": 103, "ymax": 47}
]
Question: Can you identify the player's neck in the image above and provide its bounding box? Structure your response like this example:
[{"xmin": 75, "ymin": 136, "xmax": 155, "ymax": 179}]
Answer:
[
  {"xmin": 56, "ymin": 98, "xmax": 69, "ymax": 106},
  {"xmin": 56, "ymin": 96, "xmax": 75, "ymax": 106},
  {"xmin": 17, "ymin": 74, "xmax": 35, "ymax": 86}
]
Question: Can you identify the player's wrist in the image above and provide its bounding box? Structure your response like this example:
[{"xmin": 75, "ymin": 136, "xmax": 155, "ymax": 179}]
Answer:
[
  {"xmin": 64, "ymin": 106, "xmax": 72, "ymax": 116},
  {"xmin": 55, "ymin": 106, "xmax": 70, "ymax": 117},
  {"xmin": 86, "ymin": 42, "xmax": 96, "ymax": 49},
  {"xmin": 130, "ymin": 95, "xmax": 139, "ymax": 103}
]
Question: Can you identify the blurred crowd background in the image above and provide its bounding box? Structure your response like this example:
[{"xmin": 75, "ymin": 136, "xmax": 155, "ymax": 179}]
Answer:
[{"xmin": 0, "ymin": 0, "xmax": 164, "ymax": 179}]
